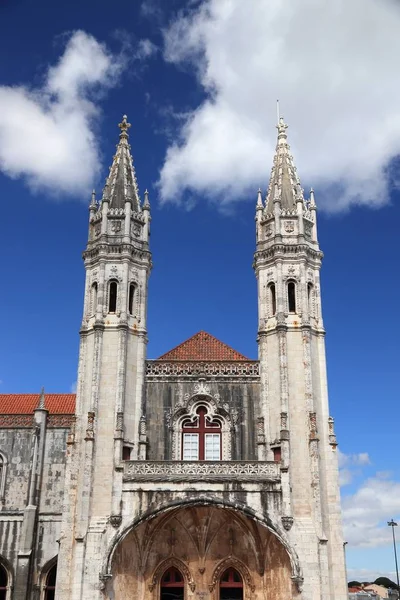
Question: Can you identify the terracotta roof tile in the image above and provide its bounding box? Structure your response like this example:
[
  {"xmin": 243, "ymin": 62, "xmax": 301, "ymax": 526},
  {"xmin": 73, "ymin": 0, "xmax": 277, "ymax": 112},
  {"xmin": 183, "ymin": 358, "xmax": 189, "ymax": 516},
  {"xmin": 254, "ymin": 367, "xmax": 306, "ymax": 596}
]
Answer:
[
  {"xmin": 0, "ymin": 394, "xmax": 76, "ymax": 415},
  {"xmin": 157, "ymin": 331, "xmax": 249, "ymax": 361}
]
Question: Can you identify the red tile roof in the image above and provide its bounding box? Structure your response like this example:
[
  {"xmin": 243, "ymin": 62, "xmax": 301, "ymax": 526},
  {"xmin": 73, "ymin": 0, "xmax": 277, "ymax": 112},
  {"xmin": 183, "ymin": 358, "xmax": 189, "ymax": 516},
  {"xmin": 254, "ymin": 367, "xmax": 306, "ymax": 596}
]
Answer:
[
  {"xmin": 0, "ymin": 394, "xmax": 76, "ymax": 414},
  {"xmin": 157, "ymin": 331, "xmax": 250, "ymax": 361}
]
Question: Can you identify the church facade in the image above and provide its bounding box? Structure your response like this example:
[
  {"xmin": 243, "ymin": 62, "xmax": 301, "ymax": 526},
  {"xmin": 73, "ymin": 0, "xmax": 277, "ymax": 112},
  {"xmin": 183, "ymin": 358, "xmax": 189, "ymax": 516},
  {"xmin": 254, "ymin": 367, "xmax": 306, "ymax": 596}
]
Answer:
[{"xmin": 0, "ymin": 115, "xmax": 347, "ymax": 600}]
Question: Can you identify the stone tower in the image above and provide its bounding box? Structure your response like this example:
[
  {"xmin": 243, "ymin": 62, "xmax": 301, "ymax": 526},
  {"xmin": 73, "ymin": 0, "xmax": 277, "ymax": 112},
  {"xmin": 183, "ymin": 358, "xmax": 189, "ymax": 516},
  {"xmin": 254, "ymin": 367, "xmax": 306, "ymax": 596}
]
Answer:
[
  {"xmin": 56, "ymin": 115, "xmax": 152, "ymax": 598},
  {"xmin": 254, "ymin": 117, "xmax": 347, "ymax": 598}
]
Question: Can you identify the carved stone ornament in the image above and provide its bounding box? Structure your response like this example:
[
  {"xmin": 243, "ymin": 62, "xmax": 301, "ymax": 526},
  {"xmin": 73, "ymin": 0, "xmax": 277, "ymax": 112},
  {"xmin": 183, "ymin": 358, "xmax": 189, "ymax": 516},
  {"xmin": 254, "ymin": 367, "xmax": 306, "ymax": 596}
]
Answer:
[
  {"xmin": 193, "ymin": 381, "xmax": 211, "ymax": 396},
  {"xmin": 146, "ymin": 361, "xmax": 259, "ymax": 378},
  {"xmin": 292, "ymin": 575, "xmax": 304, "ymax": 593},
  {"xmin": 149, "ymin": 558, "xmax": 195, "ymax": 592},
  {"xmin": 281, "ymin": 516, "xmax": 294, "ymax": 531},
  {"xmin": 94, "ymin": 224, "xmax": 101, "ymax": 237},
  {"xmin": 284, "ymin": 220, "xmax": 295, "ymax": 233},
  {"xmin": 99, "ymin": 573, "xmax": 112, "ymax": 591},
  {"xmin": 209, "ymin": 558, "xmax": 255, "ymax": 593},
  {"xmin": 85, "ymin": 411, "xmax": 95, "ymax": 440},
  {"xmin": 110, "ymin": 220, "xmax": 122, "ymax": 233},
  {"xmin": 132, "ymin": 223, "xmax": 141, "ymax": 237},
  {"xmin": 109, "ymin": 514, "xmax": 122, "ymax": 528},
  {"xmin": 265, "ymin": 225, "xmax": 273, "ymax": 237},
  {"xmin": 328, "ymin": 416, "xmax": 338, "ymax": 447}
]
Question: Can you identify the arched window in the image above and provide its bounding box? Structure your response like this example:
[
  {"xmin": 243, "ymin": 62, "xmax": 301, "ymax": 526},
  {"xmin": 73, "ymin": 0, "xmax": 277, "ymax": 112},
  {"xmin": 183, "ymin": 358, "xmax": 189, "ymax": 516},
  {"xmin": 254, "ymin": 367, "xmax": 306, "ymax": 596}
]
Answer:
[
  {"xmin": 0, "ymin": 454, "xmax": 7, "ymax": 502},
  {"xmin": 0, "ymin": 564, "xmax": 8, "ymax": 600},
  {"xmin": 128, "ymin": 283, "xmax": 135, "ymax": 316},
  {"xmin": 182, "ymin": 406, "xmax": 222, "ymax": 461},
  {"xmin": 268, "ymin": 283, "xmax": 276, "ymax": 316},
  {"xmin": 287, "ymin": 280, "xmax": 296, "ymax": 313},
  {"xmin": 220, "ymin": 568, "xmax": 243, "ymax": 600},
  {"xmin": 91, "ymin": 282, "xmax": 98, "ymax": 315},
  {"xmin": 307, "ymin": 283, "xmax": 313, "ymax": 316},
  {"xmin": 44, "ymin": 563, "xmax": 57, "ymax": 600},
  {"xmin": 160, "ymin": 567, "xmax": 184, "ymax": 600},
  {"xmin": 108, "ymin": 280, "xmax": 118, "ymax": 313}
]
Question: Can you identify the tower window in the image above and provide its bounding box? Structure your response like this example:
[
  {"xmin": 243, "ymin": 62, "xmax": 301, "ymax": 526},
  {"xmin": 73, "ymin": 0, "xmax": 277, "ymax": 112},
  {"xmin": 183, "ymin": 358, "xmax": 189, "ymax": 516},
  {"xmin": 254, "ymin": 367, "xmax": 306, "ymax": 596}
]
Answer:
[
  {"xmin": 91, "ymin": 282, "xmax": 98, "ymax": 315},
  {"xmin": 0, "ymin": 564, "xmax": 8, "ymax": 600},
  {"xmin": 220, "ymin": 568, "xmax": 243, "ymax": 600},
  {"xmin": 108, "ymin": 280, "xmax": 118, "ymax": 313},
  {"xmin": 287, "ymin": 280, "xmax": 296, "ymax": 313},
  {"xmin": 307, "ymin": 283, "xmax": 313, "ymax": 316},
  {"xmin": 128, "ymin": 283, "xmax": 135, "ymax": 315},
  {"xmin": 269, "ymin": 283, "xmax": 276, "ymax": 316},
  {"xmin": 161, "ymin": 568, "xmax": 184, "ymax": 600},
  {"xmin": 44, "ymin": 563, "xmax": 57, "ymax": 600}
]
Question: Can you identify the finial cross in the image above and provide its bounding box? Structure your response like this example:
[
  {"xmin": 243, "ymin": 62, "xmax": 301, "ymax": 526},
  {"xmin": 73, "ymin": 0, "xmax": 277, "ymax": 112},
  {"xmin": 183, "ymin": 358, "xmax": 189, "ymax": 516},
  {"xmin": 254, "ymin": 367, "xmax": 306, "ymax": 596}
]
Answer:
[{"xmin": 118, "ymin": 114, "xmax": 131, "ymax": 135}]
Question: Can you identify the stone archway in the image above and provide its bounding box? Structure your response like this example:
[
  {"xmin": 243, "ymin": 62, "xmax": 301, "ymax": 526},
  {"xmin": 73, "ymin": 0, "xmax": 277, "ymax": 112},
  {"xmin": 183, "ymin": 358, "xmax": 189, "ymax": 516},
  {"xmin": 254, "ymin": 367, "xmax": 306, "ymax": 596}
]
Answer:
[{"xmin": 109, "ymin": 505, "xmax": 295, "ymax": 600}]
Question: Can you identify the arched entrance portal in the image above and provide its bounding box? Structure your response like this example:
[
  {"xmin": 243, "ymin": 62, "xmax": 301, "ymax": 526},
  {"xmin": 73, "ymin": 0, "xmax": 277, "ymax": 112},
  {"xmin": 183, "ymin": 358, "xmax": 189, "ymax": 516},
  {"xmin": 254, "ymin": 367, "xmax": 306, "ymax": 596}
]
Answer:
[{"xmin": 110, "ymin": 505, "xmax": 294, "ymax": 600}]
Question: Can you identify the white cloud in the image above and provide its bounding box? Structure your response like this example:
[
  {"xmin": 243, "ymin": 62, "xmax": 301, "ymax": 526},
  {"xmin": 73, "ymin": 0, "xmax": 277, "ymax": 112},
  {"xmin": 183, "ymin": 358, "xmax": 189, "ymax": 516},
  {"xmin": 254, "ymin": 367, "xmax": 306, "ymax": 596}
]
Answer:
[
  {"xmin": 0, "ymin": 31, "xmax": 153, "ymax": 198},
  {"xmin": 159, "ymin": 0, "xmax": 400, "ymax": 211},
  {"xmin": 70, "ymin": 381, "xmax": 77, "ymax": 393},
  {"xmin": 342, "ymin": 477, "xmax": 400, "ymax": 547}
]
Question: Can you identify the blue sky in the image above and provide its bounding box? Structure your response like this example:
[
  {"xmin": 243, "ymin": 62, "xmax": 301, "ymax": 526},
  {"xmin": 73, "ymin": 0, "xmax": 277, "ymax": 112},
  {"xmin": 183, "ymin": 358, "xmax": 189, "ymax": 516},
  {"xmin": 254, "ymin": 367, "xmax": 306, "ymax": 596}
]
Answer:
[{"xmin": 0, "ymin": 0, "xmax": 399, "ymax": 583}]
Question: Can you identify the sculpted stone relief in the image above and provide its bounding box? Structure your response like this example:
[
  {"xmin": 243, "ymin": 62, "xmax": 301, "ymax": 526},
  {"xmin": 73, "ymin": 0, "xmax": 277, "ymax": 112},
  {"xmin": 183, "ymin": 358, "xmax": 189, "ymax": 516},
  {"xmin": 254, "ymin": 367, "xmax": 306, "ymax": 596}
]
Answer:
[{"xmin": 109, "ymin": 506, "xmax": 293, "ymax": 600}]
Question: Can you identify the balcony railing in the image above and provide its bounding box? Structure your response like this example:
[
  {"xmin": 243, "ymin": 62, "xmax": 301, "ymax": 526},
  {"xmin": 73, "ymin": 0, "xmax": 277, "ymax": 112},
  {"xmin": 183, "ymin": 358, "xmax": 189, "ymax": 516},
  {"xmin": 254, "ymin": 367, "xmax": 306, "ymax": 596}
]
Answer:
[{"xmin": 123, "ymin": 461, "xmax": 280, "ymax": 482}]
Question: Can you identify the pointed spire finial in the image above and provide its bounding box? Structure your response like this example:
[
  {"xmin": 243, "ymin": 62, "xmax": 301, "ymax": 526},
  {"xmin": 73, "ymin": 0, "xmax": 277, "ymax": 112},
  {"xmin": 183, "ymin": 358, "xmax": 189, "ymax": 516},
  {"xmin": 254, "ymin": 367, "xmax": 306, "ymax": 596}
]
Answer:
[
  {"xmin": 277, "ymin": 116, "xmax": 288, "ymax": 139},
  {"xmin": 310, "ymin": 188, "xmax": 316, "ymax": 207},
  {"xmin": 118, "ymin": 114, "xmax": 131, "ymax": 139},
  {"xmin": 256, "ymin": 188, "xmax": 263, "ymax": 209},
  {"xmin": 143, "ymin": 189, "xmax": 150, "ymax": 209},
  {"xmin": 38, "ymin": 387, "xmax": 46, "ymax": 410},
  {"xmin": 90, "ymin": 189, "xmax": 96, "ymax": 207}
]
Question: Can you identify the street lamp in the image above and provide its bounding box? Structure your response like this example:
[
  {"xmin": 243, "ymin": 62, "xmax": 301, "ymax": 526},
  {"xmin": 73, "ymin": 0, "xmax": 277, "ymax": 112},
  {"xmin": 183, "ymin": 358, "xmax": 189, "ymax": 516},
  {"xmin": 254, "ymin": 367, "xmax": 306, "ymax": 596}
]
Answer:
[{"xmin": 387, "ymin": 519, "xmax": 399, "ymax": 588}]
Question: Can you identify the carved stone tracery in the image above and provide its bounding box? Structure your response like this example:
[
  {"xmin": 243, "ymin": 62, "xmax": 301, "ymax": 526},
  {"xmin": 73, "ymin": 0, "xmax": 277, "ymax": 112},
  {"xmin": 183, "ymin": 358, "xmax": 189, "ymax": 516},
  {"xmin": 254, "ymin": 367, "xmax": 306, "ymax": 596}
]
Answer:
[
  {"xmin": 209, "ymin": 558, "xmax": 255, "ymax": 592},
  {"xmin": 171, "ymin": 390, "xmax": 232, "ymax": 461},
  {"xmin": 149, "ymin": 558, "xmax": 196, "ymax": 592}
]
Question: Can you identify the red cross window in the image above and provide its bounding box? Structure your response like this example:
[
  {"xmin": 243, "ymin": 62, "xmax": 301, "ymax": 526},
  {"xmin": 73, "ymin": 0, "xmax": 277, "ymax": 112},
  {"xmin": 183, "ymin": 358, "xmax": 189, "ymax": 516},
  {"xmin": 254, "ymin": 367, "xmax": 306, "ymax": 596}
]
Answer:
[{"xmin": 182, "ymin": 406, "xmax": 222, "ymax": 461}]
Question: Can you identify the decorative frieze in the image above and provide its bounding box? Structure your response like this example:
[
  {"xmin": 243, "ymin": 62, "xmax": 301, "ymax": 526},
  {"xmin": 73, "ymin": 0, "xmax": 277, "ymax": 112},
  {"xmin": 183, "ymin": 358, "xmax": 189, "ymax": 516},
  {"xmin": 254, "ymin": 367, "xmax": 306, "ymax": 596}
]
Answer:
[
  {"xmin": 123, "ymin": 461, "xmax": 280, "ymax": 481},
  {"xmin": 146, "ymin": 361, "xmax": 259, "ymax": 379}
]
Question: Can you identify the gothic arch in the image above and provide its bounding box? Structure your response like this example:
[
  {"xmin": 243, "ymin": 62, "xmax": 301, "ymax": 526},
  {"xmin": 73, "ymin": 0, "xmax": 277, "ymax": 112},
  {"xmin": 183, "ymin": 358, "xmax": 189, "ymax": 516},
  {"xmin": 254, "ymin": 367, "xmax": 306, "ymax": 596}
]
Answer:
[
  {"xmin": 0, "ymin": 555, "xmax": 13, "ymax": 600},
  {"xmin": 39, "ymin": 555, "xmax": 58, "ymax": 598},
  {"xmin": 209, "ymin": 558, "xmax": 255, "ymax": 593},
  {"xmin": 148, "ymin": 558, "xmax": 195, "ymax": 593},
  {"xmin": 102, "ymin": 497, "xmax": 302, "ymax": 587}
]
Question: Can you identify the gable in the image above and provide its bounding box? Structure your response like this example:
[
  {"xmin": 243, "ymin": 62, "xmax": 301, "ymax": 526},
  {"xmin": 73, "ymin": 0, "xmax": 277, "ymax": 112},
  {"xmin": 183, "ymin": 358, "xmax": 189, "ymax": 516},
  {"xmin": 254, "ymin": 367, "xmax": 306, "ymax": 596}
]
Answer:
[{"xmin": 157, "ymin": 331, "xmax": 249, "ymax": 361}]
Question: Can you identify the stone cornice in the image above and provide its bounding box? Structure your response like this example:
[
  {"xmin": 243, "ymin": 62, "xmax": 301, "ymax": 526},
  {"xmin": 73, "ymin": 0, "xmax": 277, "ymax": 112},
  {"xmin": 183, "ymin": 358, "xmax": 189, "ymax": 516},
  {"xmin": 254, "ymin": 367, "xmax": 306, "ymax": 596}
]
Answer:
[{"xmin": 254, "ymin": 243, "xmax": 323, "ymax": 264}]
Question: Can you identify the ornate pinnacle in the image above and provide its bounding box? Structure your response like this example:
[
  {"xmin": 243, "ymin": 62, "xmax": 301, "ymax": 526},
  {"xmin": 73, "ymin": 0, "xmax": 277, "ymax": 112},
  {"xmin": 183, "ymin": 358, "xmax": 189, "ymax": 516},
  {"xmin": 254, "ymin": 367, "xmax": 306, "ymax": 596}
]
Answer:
[
  {"xmin": 38, "ymin": 387, "xmax": 46, "ymax": 410},
  {"xmin": 143, "ymin": 189, "xmax": 150, "ymax": 209},
  {"xmin": 256, "ymin": 188, "xmax": 263, "ymax": 209},
  {"xmin": 277, "ymin": 116, "xmax": 288, "ymax": 138},
  {"xmin": 118, "ymin": 114, "xmax": 131, "ymax": 138}
]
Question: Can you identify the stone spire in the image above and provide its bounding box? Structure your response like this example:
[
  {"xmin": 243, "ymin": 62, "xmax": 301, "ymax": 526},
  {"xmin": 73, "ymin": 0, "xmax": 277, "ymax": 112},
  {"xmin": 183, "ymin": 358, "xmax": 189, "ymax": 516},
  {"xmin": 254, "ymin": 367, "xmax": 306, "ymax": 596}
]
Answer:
[
  {"xmin": 265, "ymin": 117, "xmax": 305, "ymax": 213},
  {"xmin": 36, "ymin": 387, "xmax": 46, "ymax": 410},
  {"xmin": 102, "ymin": 115, "xmax": 141, "ymax": 211}
]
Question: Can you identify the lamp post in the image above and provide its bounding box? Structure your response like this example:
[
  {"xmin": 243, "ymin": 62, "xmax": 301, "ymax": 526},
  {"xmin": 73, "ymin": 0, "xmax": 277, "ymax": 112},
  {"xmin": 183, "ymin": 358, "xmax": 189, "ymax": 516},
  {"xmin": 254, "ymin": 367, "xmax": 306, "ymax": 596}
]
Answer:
[{"xmin": 387, "ymin": 519, "xmax": 399, "ymax": 588}]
